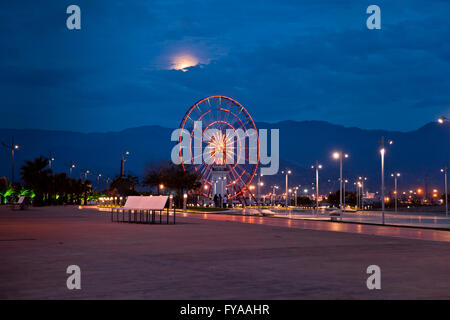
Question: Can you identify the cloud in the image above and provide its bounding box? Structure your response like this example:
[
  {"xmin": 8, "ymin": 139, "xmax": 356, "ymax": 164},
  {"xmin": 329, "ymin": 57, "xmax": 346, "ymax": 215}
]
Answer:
[{"xmin": 0, "ymin": 0, "xmax": 449, "ymax": 132}]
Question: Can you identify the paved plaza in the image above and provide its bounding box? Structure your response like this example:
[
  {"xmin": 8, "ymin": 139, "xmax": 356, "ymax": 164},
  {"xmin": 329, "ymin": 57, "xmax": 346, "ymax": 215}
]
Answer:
[
  {"xmin": 265, "ymin": 208, "xmax": 450, "ymax": 229},
  {"xmin": 1, "ymin": 206, "xmax": 450, "ymax": 299}
]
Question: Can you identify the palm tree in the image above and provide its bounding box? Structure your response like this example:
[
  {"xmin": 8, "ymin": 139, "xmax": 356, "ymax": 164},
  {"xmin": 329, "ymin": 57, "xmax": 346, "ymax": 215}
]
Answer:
[
  {"xmin": 0, "ymin": 177, "xmax": 8, "ymax": 204},
  {"xmin": 110, "ymin": 175, "xmax": 139, "ymax": 196},
  {"xmin": 20, "ymin": 156, "xmax": 52, "ymax": 205}
]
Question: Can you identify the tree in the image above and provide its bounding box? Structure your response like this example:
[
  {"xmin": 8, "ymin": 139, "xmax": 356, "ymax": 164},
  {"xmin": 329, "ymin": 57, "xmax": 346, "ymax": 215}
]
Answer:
[
  {"xmin": 110, "ymin": 175, "xmax": 139, "ymax": 196},
  {"xmin": 143, "ymin": 162, "xmax": 201, "ymax": 206},
  {"xmin": 294, "ymin": 196, "xmax": 313, "ymax": 206},
  {"xmin": 20, "ymin": 156, "xmax": 52, "ymax": 205},
  {"xmin": 0, "ymin": 177, "xmax": 8, "ymax": 204}
]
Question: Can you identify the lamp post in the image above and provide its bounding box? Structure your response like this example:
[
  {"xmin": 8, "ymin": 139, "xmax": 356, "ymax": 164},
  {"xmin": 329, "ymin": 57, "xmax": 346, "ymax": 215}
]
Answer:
[
  {"xmin": 2, "ymin": 137, "xmax": 20, "ymax": 184},
  {"xmin": 379, "ymin": 137, "xmax": 393, "ymax": 224},
  {"xmin": 48, "ymin": 157, "xmax": 55, "ymax": 169},
  {"xmin": 390, "ymin": 173, "xmax": 401, "ymax": 214},
  {"xmin": 169, "ymin": 194, "xmax": 173, "ymax": 209},
  {"xmin": 311, "ymin": 162, "xmax": 322, "ymax": 214},
  {"xmin": 120, "ymin": 151, "xmax": 130, "ymax": 178},
  {"xmin": 281, "ymin": 170, "xmax": 291, "ymax": 207},
  {"xmin": 271, "ymin": 185, "xmax": 278, "ymax": 206},
  {"xmin": 183, "ymin": 193, "xmax": 188, "ymax": 211},
  {"xmin": 249, "ymin": 185, "xmax": 255, "ymax": 205},
  {"xmin": 83, "ymin": 170, "xmax": 90, "ymax": 182},
  {"xmin": 257, "ymin": 171, "xmax": 263, "ymax": 207},
  {"xmin": 437, "ymin": 118, "xmax": 448, "ymax": 216},
  {"xmin": 97, "ymin": 174, "xmax": 102, "ymax": 189},
  {"xmin": 358, "ymin": 176, "xmax": 367, "ymax": 211},
  {"xmin": 441, "ymin": 167, "xmax": 448, "ymax": 217},
  {"xmin": 343, "ymin": 179, "xmax": 348, "ymax": 210},
  {"xmin": 69, "ymin": 164, "xmax": 76, "ymax": 178},
  {"xmin": 332, "ymin": 152, "xmax": 348, "ymax": 213},
  {"xmin": 294, "ymin": 187, "xmax": 299, "ymax": 207},
  {"xmin": 357, "ymin": 181, "xmax": 362, "ymax": 210}
]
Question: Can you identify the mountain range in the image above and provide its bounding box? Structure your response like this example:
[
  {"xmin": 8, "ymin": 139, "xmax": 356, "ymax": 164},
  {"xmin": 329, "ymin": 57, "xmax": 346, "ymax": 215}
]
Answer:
[{"xmin": 1, "ymin": 120, "xmax": 449, "ymax": 194}]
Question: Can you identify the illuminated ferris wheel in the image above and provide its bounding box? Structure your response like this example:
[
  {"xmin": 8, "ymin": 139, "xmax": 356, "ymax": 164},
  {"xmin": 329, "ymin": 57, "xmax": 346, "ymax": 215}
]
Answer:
[{"xmin": 178, "ymin": 96, "xmax": 259, "ymax": 199}]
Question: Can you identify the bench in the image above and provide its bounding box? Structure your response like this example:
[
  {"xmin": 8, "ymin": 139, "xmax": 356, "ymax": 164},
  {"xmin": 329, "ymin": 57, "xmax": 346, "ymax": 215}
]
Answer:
[
  {"xmin": 111, "ymin": 196, "xmax": 175, "ymax": 224},
  {"xmin": 12, "ymin": 196, "xmax": 27, "ymax": 210}
]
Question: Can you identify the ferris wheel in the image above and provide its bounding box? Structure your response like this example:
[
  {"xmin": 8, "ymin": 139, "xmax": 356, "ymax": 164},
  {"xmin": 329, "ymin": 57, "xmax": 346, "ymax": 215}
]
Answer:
[{"xmin": 178, "ymin": 96, "xmax": 259, "ymax": 199}]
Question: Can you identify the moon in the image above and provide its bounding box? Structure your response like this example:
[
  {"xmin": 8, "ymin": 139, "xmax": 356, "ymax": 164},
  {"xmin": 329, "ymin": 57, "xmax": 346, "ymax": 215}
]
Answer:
[{"xmin": 171, "ymin": 54, "xmax": 198, "ymax": 71}]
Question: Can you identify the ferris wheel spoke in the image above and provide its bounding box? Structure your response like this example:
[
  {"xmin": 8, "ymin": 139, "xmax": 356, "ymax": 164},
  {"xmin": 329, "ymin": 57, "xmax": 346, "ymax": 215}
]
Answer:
[{"xmin": 179, "ymin": 96, "xmax": 258, "ymax": 199}]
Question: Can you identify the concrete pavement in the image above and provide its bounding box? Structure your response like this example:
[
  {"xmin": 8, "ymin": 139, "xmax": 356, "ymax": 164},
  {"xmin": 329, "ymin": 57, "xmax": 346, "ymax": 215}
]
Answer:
[{"xmin": 1, "ymin": 206, "xmax": 450, "ymax": 299}]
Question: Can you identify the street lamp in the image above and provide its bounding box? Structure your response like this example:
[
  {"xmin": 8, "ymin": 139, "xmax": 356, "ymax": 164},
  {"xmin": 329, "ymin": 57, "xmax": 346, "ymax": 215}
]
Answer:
[
  {"xmin": 390, "ymin": 173, "xmax": 401, "ymax": 214},
  {"xmin": 271, "ymin": 185, "xmax": 279, "ymax": 206},
  {"xmin": 257, "ymin": 171, "xmax": 263, "ymax": 207},
  {"xmin": 69, "ymin": 164, "xmax": 76, "ymax": 177},
  {"xmin": 343, "ymin": 179, "xmax": 348, "ymax": 210},
  {"xmin": 294, "ymin": 186, "xmax": 299, "ymax": 207},
  {"xmin": 379, "ymin": 136, "xmax": 393, "ymax": 224},
  {"xmin": 159, "ymin": 183, "xmax": 165, "ymax": 195},
  {"xmin": 437, "ymin": 116, "xmax": 448, "ymax": 124},
  {"xmin": 441, "ymin": 167, "xmax": 448, "ymax": 217},
  {"xmin": 120, "ymin": 151, "xmax": 130, "ymax": 178},
  {"xmin": 84, "ymin": 170, "xmax": 90, "ymax": 182},
  {"xmin": 281, "ymin": 170, "xmax": 292, "ymax": 207},
  {"xmin": 311, "ymin": 162, "xmax": 322, "ymax": 214},
  {"xmin": 332, "ymin": 151, "xmax": 348, "ymax": 213},
  {"xmin": 48, "ymin": 157, "xmax": 55, "ymax": 169},
  {"xmin": 355, "ymin": 181, "xmax": 361, "ymax": 209},
  {"xmin": 183, "ymin": 193, "xmax": 188, "ymax": 211},
  {"xmin": 249, "ymin": 185, "xmax": 256, "ymax": 206},
  {"xmin": 1, "ymin": 137, "xmax": 19, "ymax": 184},
  {"xmin": 358, "ymin": 176, "xmax": 367, "ymax": 211},
  {"xmin": 97, "ymin": 174, "xmax": 102, "ymax": 189}
]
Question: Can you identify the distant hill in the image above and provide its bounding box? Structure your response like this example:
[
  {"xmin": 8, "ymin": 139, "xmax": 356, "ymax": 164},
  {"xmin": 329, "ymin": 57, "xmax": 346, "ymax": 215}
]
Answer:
[{"xmin": 0, "ymin": 121, "xmax": 449, "ymax": 194}]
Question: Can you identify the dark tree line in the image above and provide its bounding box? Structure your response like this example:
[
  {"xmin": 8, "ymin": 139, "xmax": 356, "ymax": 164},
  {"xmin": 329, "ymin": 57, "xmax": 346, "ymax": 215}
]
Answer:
[
  {"xmin": 3, "ymin": 156, "xmax": 202, "ymax": 207},
  {"xmin": 20, "ymin": 156, "xmax": 91, "ymax": 205}
]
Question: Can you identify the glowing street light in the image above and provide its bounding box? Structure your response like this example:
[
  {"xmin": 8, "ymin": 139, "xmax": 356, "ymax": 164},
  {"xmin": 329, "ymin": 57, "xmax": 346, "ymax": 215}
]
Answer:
[
  {"xmin": 97, "ymin": 174, "xmax": 102, "ymax": 188},
  {"xmin": 332, "ymin": 152, "xmax": 348, "ymax": 214},
  {"xmin": 69, "ymin": 163, "xmax": 76, "ymax": 177},
  {"xmin": 83, "ymin": 170, "xmax": 90, "ymax": 182},
  {"xmin": 281, "ymin": 170, "xmax": 292, "ymax": 207},
  {"xmin": 183, "ymin": 193, "xmax": 188, "ymax": 211},
  {"xmin": 343, "ymin": 179, "xmax": 348, "ymax": 209},
  {"xmin": 379, "ymin": 136, "xmax": 393, "ymax": 224},
  {"xmin": 437, "ymin": 116, "xmax": 448, "ymax": 124},
  {"xmin": 48, "ymin": 157, "xmax": 55, "ymax": 169},
  {"xmin": 120, "ymin": 151, "xmax": 130, "ymax": 178},
  {"xmin": 293, "ymin": 187, "xmax": 299, "ymax": 207},
  {"xmin": 257, "ymin": 171, "xmax": 264, "ymax": 207},
  {"xmin": 357, "ymin": 176, "xmax": 367, "ymax": 211},
  {"xmin": 271, "ymin": 185, "xmax": 279, "ymax": 206},
  {"xmin": 441, "ymin": 167, "xmax": 448, "ymax": 217},
  {"xmin": 311, "ymin": 161, "xmax": 322, "ymax": 214},
  {"xmin": 1, "ymin": 137, "xmax": 20, "ymax": 184},
  {"xmin": 390, "ymin": 172, "xmax": 401, "ymax": 214}
]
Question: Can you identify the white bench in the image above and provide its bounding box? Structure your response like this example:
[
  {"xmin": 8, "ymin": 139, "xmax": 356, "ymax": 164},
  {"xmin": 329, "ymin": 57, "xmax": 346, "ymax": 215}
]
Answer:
[
  {"xmin": 111, "ymin": 196, "xmax": 175, "ymax": 224},
  {"xmin": 12, "ymin": 196, "xmax": 26, "ymax": 210}
]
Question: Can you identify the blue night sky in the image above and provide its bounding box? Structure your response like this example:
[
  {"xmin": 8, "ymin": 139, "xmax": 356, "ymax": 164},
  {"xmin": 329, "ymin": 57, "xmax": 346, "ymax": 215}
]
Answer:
[{"xmin": 0, "ymin": 0, "xmax": 449, "ymax": 132}]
